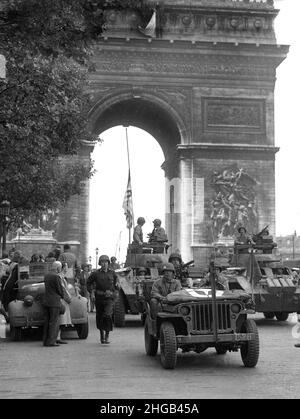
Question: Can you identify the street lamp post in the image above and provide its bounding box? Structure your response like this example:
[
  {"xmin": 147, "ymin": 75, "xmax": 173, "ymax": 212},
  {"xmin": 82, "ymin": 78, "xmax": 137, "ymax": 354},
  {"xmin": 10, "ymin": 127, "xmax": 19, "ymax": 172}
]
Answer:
[
  {"xmin": 0, "ymin": 200, "xmax": 10, "ymax": 257},
  {"xmin": 95, "ymin": 247, "xmax": 99, "ymax": 269}
]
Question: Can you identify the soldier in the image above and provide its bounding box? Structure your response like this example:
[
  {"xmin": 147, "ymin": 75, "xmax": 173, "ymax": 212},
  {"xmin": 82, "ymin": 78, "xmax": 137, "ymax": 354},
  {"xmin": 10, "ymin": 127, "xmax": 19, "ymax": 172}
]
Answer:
[
  {"xmin": 234, "ymin": 226, "xmax": 254, "ymax": 254},
  {"xmin": 87, "ymin": 254, "xmax": 119, "ymax": 344},
  {"xmin": 147, "ymin": 219, "xmax": 168, "ymax": 253},
  {"xmin": 168, "ymin": 253, "xmax": 193, "ymax": 288},
  {"xmin": 199, "ymin": 266, "xmax": 229, "ymax": 291},
  {"xmin": 150, "ymin": 262, "xmax": 182, "ymax": 317},
  {"xmin": 133, "ymin": 217, "xmax": 145, "ymax": 245},
  {"xmin": 110, "ymin": 256, "xmax": 120, "ymax": 271}
]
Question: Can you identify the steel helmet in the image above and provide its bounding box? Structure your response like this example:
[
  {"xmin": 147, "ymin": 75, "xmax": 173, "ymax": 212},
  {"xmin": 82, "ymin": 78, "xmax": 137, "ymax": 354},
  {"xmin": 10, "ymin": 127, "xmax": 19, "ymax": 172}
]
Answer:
[
  {"xmin": 98, "ymin": 254, "xmax": 110, "ymax": 264},
  {"xmin": 153, "ymin": 219, "xmax": 161, "ymax": 226},
  {"xmin": 169, "ymin": 253, "xmax": 182, "ymax": 262},
  {"xmin": 137, "ymin": 217, "xmax": 145, "ymax": 225},
  {"xmin": 161, "ymin": 262, "xmax": 175, "ymax": 272}
]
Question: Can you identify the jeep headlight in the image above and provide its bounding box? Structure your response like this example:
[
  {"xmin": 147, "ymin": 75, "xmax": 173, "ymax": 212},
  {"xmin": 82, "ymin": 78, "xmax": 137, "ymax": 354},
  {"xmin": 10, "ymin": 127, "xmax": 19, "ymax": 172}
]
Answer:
[
  {"xmin": 230, "ymin": 303, "xmax": 241, "ymax": 314},
  {"xmin": 179, "ymin": 306, "xmax": 191, "ymax": 316}
]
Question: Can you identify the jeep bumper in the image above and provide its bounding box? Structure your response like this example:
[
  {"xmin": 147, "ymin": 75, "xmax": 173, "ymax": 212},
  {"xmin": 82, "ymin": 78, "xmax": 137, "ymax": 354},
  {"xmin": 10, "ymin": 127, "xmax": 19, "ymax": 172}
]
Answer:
[{"xmin": 176, "ymin": 332, "xmax": 255, "ymax": 344}]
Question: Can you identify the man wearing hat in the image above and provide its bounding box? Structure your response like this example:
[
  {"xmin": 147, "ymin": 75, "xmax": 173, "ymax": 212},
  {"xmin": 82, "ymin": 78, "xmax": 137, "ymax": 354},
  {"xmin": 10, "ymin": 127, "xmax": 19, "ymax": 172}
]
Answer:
[
  {"xmin": 87, "ymin": 255, "xmax": 119, "ymax": 344},
  {"xmin": 150, "ymin": 262, "xmax": 181, "ymax": 317}
]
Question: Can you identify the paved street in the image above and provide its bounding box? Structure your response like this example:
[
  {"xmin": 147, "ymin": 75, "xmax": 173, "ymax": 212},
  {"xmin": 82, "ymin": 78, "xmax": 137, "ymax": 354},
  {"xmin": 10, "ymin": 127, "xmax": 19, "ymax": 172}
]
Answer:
[{"xmin": 0, "ymin": 312, "xmax": 300, "ymax": 399}]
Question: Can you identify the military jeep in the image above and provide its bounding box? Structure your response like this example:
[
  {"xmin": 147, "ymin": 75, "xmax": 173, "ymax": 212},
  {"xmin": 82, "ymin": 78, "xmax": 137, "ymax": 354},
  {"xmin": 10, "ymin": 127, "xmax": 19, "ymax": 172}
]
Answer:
[
  {"xmin": 143, "ymin": 263, "xmax": 259, "ymax": 369},
  {"xmin": 7, "ymin": 262, "xmax": 89, "ymax": 341}
]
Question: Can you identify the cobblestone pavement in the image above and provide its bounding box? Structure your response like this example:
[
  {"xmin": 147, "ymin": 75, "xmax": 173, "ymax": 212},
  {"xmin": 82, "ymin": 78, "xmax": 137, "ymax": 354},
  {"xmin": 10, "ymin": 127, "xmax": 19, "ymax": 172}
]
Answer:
[{"xmin": 0, "ymin": 312, "xmax": 300, "ymax": 399}]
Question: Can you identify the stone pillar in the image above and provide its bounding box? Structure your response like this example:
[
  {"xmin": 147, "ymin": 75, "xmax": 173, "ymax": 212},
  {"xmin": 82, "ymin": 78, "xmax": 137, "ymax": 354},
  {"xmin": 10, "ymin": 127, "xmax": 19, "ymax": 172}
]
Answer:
[{"xmin": 56, "ymin": 141, "xmax": 95, "ymax": 263}]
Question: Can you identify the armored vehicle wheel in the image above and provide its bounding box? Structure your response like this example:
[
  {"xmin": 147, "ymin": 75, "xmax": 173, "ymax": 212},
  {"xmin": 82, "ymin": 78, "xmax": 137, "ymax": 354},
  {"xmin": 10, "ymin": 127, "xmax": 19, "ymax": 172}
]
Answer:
[
  {"xmin": 114, "ymin": 292, "xmax": 126, "ymax": 327},
  {"xmin": 160, "ymin": 322, "xmax": 177, "ymax": 369},
  {"xmin": 263, "ymin": 312, "xmax": 275, "ymax": 320},
  {"xmin": 10, "ymin": 326, "xmax": 22, "ymax": 341},
  {"xmin": 275, "ymin": 312, "xmax": 289, "ymax": 321},
  {"xmin": 240, "ymin": 319, "xmax": 259, "ymax": 368},
  {"xmin": 144, "ymin": 322, "xmax": 158, "ymax": 356},
  {"xmin": 75, "ymin": 322, "xmax": 89, "ymax": 339},
  {"xmin": 215, "ymin": 344, "xmax": 227, "ymax": 355}
]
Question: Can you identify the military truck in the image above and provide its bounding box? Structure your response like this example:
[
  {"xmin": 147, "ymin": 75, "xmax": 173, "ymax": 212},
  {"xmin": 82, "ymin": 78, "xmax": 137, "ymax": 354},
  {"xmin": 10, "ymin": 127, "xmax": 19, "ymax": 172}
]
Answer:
[
  {"xmin": 228, "ymin": 229, "xmax": 300, "ymax": 321},
  {"xmin": 7, "ymin": 262, "xmax": 89, "ymax": 341},
  {"xmin": 114, "ymin": 243, "xmax": 169, "ymax": 327},
  {"xmin": 142, "ymin": 262, "xmax": 259, "ymax": 369}
]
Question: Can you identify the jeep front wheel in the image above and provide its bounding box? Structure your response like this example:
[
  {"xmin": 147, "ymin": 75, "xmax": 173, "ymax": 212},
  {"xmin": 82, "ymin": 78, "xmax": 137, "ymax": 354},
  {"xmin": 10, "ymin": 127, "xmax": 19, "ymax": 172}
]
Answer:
[
  {"xmin": 240, "ymin": 319, "xmax": 259, "ymax": 368},
  {"xmin": 114, "ymin": 292, "xmax": 126, "ymax": 327},
  {"xmin": 160, "ymin": 322, "xmax": 177, "ymax": 369},
  {"xmin": 145, "ymin": 322, "xmax": 158, "ymax": 356},
  {"xmin": 275, "ymin": 312, "xmax": 289, "ymax": 321}
]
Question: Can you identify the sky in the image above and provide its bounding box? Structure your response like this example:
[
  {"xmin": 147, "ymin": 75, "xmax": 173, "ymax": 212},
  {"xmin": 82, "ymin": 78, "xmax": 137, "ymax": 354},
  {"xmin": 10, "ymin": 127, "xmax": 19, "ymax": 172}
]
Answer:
[{"xmin": 88, "ymin": 0, "xmax": 300, "ymax": 266}]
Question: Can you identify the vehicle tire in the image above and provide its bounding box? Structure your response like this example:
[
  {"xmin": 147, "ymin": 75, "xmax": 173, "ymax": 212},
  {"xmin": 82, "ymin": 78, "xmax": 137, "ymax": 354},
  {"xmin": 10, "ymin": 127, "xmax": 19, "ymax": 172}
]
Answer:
[
  {"xmin": 10, "ymin": 326, "xmax": 22, "ymax": 341},
  {"xmin": 240, "ymin": 319, "xmax": 259, "ymax": 368},
  {"xmin": 215, "ymin": 344, "xmax": 227, "ymax": 355},
  {"xmin": 160, "ymin": 322, "xmax": 177, "ymax": 369},
  {"xmin": 275, "ymin": 312, "xmax": 289, "ymax": 321},
  {"xmin": 145, "ymin": 322, "xmax": 158, "ymax": 356},
  {"xmin": 75, "ymin": 322, "xmax": 89, "ymax": 339},
  {"xmin": 263, "ymin": 312, "xmax": 275, "ymax": 320},
  {"xmin": 114, "ymin": 292, "xmax": 126, "ymax": 327}
]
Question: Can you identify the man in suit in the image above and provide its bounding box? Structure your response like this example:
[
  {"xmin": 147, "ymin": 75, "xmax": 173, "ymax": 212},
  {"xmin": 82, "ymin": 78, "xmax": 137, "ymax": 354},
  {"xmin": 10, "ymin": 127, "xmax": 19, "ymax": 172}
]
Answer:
[{"xmin": 43, "ymin": 261, "xmax": 65, "ymax": 347}]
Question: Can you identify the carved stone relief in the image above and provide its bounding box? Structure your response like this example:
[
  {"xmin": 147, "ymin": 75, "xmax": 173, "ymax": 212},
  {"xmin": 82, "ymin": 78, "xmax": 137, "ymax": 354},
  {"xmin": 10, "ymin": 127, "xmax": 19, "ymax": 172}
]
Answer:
[
  {"xmin": 203, "ymin": 98, "xmax": 265, "ymax": 133},
  {"xmin": 210, "ymin": 166, "xmax": 258, "ymax": 241}
]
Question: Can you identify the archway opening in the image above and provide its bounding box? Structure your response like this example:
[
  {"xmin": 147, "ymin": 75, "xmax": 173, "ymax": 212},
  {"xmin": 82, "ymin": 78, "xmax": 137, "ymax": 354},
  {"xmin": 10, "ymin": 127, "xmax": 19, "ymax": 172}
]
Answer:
[{"xmin": 88, "ymin": 126, "xmax": 165, "ymax": 267}]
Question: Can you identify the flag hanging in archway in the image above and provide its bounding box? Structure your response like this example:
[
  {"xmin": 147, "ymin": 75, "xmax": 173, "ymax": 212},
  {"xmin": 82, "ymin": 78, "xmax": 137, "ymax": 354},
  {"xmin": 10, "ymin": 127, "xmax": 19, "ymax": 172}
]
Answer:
[{"xmin": 122, "ymin": 173, "xmax": 133, "ymax": 229}]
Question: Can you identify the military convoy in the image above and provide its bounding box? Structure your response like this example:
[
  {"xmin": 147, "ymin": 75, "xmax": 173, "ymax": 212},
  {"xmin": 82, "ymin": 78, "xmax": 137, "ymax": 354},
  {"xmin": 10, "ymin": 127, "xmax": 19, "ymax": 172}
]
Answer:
[{"xmin": 6, "ymin": 262, "xmax": 89, "ymax": 341}]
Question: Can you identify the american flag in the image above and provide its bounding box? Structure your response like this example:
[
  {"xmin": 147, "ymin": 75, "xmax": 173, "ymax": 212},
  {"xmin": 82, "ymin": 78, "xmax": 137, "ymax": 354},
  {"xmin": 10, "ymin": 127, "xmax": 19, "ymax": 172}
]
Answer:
[{"xmin": 122, "ymin": 173, "xmax": 133, "ymax": 229}]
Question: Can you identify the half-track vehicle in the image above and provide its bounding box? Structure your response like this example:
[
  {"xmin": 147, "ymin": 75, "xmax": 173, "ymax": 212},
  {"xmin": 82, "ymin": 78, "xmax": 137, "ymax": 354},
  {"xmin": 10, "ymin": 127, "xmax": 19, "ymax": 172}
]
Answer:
[
  {"xmin": 7, "ymin": 262, "xmax": 89, "ymax": 341},
  {"xmin": 229, "ymin": 227, "xmax": 300, "ymax": 321},
  {"xmin": 142, "ymin": 262, "xmax": 259, "ymax": 369},
  {"xmin": 114, "ymin": 243, "xmax": 169, "ymax": 327}
]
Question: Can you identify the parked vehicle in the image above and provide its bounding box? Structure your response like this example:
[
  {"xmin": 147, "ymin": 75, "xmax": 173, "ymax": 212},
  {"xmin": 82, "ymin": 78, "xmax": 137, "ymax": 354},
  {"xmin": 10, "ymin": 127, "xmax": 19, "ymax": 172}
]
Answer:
[{"xmin": 8, "ymin": 262, "xmax": 89, "ymax": 341}]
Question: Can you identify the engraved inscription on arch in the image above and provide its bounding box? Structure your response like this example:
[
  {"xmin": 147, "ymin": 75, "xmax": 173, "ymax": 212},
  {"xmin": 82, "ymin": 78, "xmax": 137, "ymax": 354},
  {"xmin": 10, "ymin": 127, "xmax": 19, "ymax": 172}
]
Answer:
[{"xmin": 202, "ymin": 97, "xmax": 266, "ymax": 133}]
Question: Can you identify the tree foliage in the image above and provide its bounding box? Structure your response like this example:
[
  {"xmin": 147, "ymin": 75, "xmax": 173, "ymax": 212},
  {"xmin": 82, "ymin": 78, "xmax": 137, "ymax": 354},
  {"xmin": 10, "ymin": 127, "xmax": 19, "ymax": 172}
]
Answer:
[{"xmin": 0, "ymin": 0, "xmax": 152, "ymax": 229}]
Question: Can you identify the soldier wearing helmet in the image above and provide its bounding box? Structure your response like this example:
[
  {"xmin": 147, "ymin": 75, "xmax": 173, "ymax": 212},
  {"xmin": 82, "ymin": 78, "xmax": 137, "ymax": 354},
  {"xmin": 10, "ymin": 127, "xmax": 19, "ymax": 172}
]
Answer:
[
  {"xmin": 133, "ymin": 217, "xmax": 146, "ymax": 246},
  {"xmin": 147, "ymin": 218, "xmax": 168, "ymax": 253},
  {"xmin": 87, "ymin": 254, "xmax": 119, "ymax": 344},
  {"xmin": 150, "ymin": 262, "xmax": 181, "ymax": 317},
  {"xmin": 168, "ymin": 253, "xmax": 193, "ymax": 288}
]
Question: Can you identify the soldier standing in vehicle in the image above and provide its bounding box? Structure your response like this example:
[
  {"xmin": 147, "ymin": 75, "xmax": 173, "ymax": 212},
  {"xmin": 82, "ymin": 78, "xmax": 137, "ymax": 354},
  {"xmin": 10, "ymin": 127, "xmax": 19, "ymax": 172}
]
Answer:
[
  {"xmin": 147, "ymin": 219, "xmax": 168, "ymax": 253},
  {"xmin": 87, "ymin": 255, "xmax": 119, "ymax": 344},
  {"xmin": 168, "ymin": 253, "xmax": 193, "ymax": 288},
  {"xmin": 150, "ymin": 263, "xmax": 181, "ymax": 317}
]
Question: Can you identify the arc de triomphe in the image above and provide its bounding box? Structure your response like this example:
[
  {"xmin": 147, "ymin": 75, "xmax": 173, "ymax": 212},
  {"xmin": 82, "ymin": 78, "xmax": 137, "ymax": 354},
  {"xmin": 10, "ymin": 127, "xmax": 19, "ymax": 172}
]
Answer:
[{"xmin": 56, "ymin": 0, "xmax": 288, "ymax": 263}]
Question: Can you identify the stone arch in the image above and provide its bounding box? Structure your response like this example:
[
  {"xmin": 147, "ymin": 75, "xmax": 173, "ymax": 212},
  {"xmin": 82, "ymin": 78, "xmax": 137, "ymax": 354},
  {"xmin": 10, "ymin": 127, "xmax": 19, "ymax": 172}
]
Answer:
[{"xmin": 88, "ymin": 88, "xmax": 190, "ymax": 157}]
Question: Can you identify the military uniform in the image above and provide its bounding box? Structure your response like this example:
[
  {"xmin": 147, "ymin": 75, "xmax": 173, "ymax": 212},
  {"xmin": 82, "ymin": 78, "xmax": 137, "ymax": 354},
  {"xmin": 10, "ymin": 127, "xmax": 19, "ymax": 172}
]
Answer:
[
  {"xmin": 87, "ymin": 268, "xmax": 118, "ymax": 334},
  {"xmin": 150, "ymin": 274, "xmax": 182, "ymax": 317}
]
